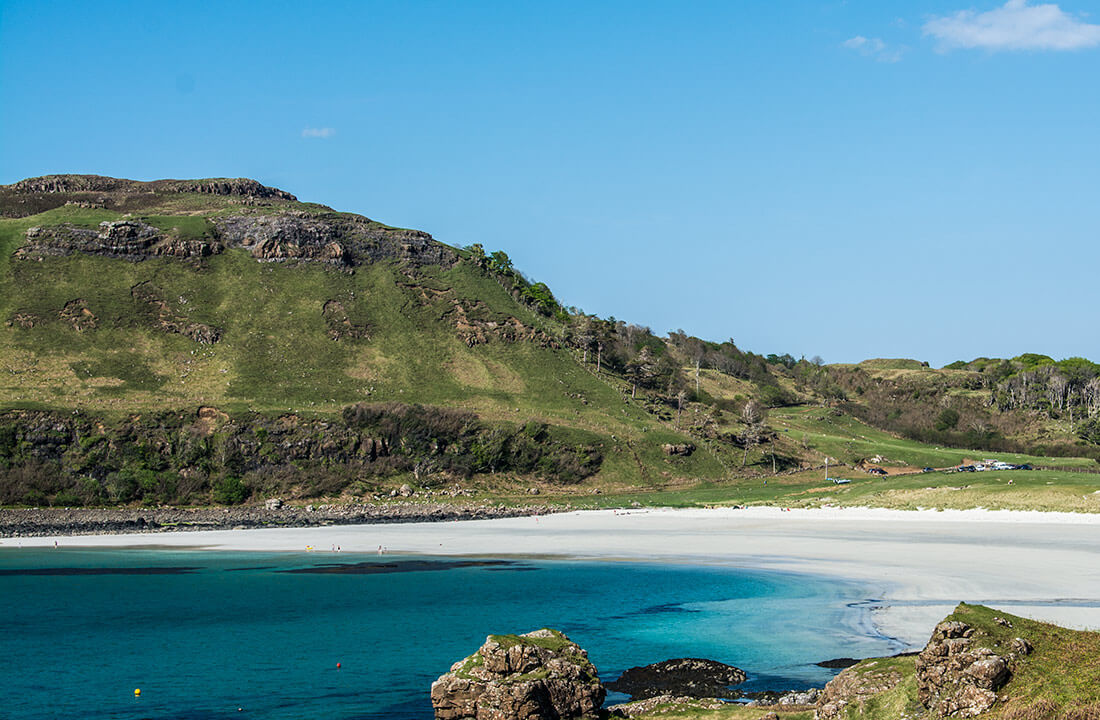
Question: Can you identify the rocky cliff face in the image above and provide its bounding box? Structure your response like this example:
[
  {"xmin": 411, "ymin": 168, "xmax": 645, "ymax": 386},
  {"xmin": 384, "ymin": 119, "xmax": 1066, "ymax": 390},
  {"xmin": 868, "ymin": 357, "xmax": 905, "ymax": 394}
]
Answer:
[
  {"xmin": 19, "ymin": 220, "xmax": 222, "ymax": 261},
  {"xmin": 16, "ymin": 212, "xmax": 455, "ymax": 269},
  {"xmin": 431, "ymin": 629, "xmax": 605, "ymax": 720},
  {"xmin": 915, "ymin": 620, "xmax": 1012, "ymax": 717}
]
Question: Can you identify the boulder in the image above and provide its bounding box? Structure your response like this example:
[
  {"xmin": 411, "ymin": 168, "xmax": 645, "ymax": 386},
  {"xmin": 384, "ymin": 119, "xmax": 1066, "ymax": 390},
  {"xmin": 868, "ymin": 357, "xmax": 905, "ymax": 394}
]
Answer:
[
  {"xmin": 431, "ymin": 629, "xmax": 604, "ymax": 720},
  {"xmin": 915, "ymin": 621, "xmax": 1011, "ymax": 717},
  {"xmin": 815, "ymin": 660, "xmax": 903, "ymax": 720},
  {"xmin": 778, "ymin": 688, "xmax": 820, "ymax": 705},
  {"xmin": 661, "ymin": 443, "xmax": 695, "ymax": 457},
  {"xmin": 606, "ymin": 695, "xmax": 725, "ymax": 718},
  {"xmin": 606, "ymin": 658, "xmax": 746, "ymax": 700}
]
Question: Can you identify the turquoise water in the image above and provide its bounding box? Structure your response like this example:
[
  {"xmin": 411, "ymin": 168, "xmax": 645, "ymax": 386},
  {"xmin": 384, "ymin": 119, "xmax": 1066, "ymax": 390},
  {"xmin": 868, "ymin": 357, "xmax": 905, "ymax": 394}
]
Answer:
[{"xmin": 0, "ymin": 548, "xmax": 897, "ymax": 719}]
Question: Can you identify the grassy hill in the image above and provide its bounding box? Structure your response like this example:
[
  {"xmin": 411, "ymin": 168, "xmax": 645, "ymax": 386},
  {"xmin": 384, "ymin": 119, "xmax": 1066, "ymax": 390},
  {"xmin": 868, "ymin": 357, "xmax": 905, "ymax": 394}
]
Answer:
[
  {"xmin": 0, "ymin": 175, "xmax": 728, "ymax": 505},
  {"xmin": 0, "ymin": 175, "xmax": 1097, "ymax": 510}
]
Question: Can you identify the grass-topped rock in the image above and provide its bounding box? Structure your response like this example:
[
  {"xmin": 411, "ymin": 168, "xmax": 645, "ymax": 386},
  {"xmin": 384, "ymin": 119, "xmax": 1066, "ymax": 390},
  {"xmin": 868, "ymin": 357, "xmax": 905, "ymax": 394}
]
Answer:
[
  {"xmin": 431, "ymin": 629, "xmax": 605, "ymax": 720},
  {"xmin": 814, "ymin": 603, "xmax": 1100, "ymax": 720}
]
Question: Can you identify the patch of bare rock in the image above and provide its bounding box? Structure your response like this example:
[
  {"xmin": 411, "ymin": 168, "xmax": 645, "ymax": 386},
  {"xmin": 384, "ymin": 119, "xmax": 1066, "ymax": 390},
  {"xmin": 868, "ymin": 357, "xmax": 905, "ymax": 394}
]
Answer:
[
  {"xmin": 915, "ymin": 621, "xmax": 1011, "ymax": 717},
  {"xmin": 431, "ymin": 629, "xmax": 605, "ymax": 720}
]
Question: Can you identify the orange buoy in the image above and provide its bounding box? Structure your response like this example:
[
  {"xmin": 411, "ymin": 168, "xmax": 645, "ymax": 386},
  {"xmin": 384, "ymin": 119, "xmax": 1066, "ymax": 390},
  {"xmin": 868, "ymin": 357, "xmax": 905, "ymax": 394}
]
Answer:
[{"xmin": 336, "ymin": 662, "xmax": 342, "ymax": 669}]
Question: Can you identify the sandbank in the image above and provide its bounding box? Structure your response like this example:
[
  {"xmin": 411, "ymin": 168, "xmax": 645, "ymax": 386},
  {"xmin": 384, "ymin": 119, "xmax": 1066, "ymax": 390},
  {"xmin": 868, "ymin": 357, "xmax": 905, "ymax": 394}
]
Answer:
[{"xmin": 6, "ymin": 506, "xmax": 1100, "ymax": 647}]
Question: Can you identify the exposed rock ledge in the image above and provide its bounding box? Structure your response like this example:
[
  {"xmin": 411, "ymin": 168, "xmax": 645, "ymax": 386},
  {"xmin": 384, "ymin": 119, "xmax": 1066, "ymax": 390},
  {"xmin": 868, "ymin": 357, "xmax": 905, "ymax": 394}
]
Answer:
[{"xmin": 18, "ymin": 213, "xmax": 455, "ymax": 269}]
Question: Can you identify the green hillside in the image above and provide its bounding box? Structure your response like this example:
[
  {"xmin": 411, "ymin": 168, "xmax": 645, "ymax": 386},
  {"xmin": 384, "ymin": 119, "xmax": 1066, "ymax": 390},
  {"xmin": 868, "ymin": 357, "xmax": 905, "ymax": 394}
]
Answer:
[
  {"xmin": 1, "ymin": 175, "xmax": 1097, "ymax": 509},
  {"xmin": 0, "ymin": 175, "xmax": 726, "ymax": 505}
]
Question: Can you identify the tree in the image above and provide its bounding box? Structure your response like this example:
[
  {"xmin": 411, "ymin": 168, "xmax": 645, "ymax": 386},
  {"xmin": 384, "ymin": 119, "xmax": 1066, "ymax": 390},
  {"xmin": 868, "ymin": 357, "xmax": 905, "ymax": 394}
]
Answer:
[
  {"xmin": 740, "ymin": 401, "xmax": 767, "ymax": 467},
  {"xmin": 466, "ymin": 243, "xmax": 487, "ymax": 268},
  {"xmin": 935, "ymin": 408, "xmax": 960, "ymax": 431},
  {"xmin": 573, "ymin": 317, "xmax": 596, "ymax": 364},
  {"xmin": 488, "ymin": 250, "xmax": 513, "ymax": 274},
  {"xmin": 675, "ymin": 390, "xmax": 688, "ymax": 427},
  {"xmin": 625, "ymin": 347, "xmax": 656, "ymax": 399}
]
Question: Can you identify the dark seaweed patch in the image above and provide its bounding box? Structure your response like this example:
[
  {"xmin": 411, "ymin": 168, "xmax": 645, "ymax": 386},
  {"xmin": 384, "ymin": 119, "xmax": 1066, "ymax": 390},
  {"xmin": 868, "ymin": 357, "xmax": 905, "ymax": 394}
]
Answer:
[{"xmin": 278, "ymin": 559, "xmax": 513, "ymax": 575}]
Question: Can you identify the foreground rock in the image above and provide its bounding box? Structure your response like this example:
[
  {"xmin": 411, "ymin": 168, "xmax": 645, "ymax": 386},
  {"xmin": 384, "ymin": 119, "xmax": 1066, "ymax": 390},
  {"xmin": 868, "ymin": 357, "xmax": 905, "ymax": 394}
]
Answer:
[
  {"xmin": 607, "ymin": 695, "xmax": 726, "ymax": 717},
  {"xmin": 606, "ymin": 658, "xmax": 746, "ymax": 700},
  {"xmin": 815, "ymin": 659, "xmax": 904, "ymax": 719},
  {"xmin": 431, "ymin": 629, "xmax": 605, "ymax": 720},
  {"xmin": 915, "ymin": 620, "xmax": 1010, "ymax": 717}
]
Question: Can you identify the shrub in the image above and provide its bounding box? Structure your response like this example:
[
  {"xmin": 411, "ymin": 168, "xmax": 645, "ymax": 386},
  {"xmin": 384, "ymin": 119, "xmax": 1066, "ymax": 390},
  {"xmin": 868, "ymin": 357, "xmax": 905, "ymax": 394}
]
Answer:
[
  {"xmin": 212, "ymin": 476, "xmax": 248, "ymax": 505},
  {"xmin": 935, "ymin": 408, "xmax": 960, "ymax": 431}
]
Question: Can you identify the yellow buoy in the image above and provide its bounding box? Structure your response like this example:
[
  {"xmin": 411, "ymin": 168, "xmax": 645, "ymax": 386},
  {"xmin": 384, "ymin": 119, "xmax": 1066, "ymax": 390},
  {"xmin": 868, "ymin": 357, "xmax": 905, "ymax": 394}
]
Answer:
[{"xmin": 134, "ymin": 688, "xmax": 141, "ymax": 697}]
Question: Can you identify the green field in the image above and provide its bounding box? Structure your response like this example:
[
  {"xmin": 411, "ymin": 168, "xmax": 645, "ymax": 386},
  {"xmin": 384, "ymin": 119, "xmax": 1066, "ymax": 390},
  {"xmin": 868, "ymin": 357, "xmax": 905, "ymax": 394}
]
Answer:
[{"xmin": 770, "ymin": 406, "xmax": 1097, "ymax": 470}]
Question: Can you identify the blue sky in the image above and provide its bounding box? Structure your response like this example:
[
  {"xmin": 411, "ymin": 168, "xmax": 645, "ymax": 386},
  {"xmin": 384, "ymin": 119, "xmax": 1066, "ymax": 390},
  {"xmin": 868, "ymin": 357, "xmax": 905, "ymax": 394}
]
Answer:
[{"xmin": 2, "ymin": 0, "xmax": 1098, "ymax": 367}]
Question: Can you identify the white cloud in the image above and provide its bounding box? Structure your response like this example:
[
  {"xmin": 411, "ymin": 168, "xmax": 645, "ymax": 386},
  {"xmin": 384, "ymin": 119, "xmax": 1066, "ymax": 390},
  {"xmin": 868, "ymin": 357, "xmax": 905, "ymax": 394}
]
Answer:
[
  {"xmin": 302, "ymin": 127, "xmax": 336, "ymax": 139},
  {"xmin": 923, "ymin": 0, "xmax": 1100, "ymax": 51},
  {"xmin": 842, "ymin": 35, "xmax": 905, "ymax": 62}
]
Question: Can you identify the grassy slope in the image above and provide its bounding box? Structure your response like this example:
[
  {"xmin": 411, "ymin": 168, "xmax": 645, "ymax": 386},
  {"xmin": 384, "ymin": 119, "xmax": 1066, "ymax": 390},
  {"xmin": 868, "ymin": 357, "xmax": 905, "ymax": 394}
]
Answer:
[
  {"xmin": 1, "ymin": 187, "xmax": 1096, "ymax": 506},
  {"xmin": 0, "ymin": 199, "xmax": 724, "ymax": 490}
]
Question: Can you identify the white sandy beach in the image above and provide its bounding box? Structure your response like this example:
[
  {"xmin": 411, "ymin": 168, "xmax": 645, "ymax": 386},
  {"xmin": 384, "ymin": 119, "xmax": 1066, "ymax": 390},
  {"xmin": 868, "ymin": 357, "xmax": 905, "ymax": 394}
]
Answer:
[{"xmin": 7, "ymin": 506, "xmax": 1100, "ymax": 648}]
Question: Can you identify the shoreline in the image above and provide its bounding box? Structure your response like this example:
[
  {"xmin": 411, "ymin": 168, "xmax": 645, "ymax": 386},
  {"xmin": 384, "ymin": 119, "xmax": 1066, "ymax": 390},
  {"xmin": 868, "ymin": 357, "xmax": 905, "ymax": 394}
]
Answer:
[
  {"xmin": 5, "ymin": 506, "xmax": 1100, "ymax": 648},
  {"xmin": 0, "ymin": 501, "xmax": 559, "ymax": 538}
]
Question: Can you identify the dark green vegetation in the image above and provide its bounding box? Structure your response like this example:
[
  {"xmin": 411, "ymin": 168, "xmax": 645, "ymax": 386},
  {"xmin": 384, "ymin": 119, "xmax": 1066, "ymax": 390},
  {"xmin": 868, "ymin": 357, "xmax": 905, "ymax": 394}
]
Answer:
[{"xmin": 1, "ymin": 175, "xmax": 1098, "ymax": 509}]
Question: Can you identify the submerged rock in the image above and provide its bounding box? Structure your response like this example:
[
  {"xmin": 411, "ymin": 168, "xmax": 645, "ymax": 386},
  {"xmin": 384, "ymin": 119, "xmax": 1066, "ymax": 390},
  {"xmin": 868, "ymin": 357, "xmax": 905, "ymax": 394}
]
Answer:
[
  {"xmin": 431, "ymin": 629, "xmax": 604, "ymax": 720},
  {"xmin": 605, "ymin": 657, "xmax": 746, "ymax": 700}
]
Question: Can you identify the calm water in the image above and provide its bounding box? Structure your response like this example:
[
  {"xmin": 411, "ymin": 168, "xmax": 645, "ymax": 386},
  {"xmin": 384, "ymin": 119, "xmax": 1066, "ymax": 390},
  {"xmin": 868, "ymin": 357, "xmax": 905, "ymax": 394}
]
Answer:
[{"xmin": 0, "ymin": 548, "xmax": 898, "ymax": 719}]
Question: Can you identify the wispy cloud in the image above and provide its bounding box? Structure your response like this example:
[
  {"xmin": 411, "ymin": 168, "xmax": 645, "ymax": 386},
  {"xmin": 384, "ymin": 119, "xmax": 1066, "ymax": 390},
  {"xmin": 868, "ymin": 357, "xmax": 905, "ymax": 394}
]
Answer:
[
  {"xmin": 842, "ymin": 35, "xmax": 906, "ymax": 62},
  {"xmin": 302, "ymin": 127, "xmax": 336, "ymax": 139},
  {"xmin": 924, "ymin": 0, "xmax": 1100, "ymax": 51}
]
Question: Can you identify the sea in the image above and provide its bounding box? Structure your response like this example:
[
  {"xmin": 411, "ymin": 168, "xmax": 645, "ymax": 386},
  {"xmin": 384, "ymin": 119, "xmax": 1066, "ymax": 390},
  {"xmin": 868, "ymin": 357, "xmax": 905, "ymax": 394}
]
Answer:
[{"xmin": 0, "ymin": 547, "xmax": 902, "ymax": 720}]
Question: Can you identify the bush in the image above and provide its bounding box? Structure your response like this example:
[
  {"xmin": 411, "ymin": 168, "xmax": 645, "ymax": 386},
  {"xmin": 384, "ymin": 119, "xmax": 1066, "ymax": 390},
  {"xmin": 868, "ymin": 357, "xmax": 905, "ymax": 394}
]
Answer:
[
  {"xmin": 212, "ymin": 476, "xmax": 248, "ymax": 505},
  {"xmin": 935, "ymin": 408, "xmax": 960, "ymax": 431}
]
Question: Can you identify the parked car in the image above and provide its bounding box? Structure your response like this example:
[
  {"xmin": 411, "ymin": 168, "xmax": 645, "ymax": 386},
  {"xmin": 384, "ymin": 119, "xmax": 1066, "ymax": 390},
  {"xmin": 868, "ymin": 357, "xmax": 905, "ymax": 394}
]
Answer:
[
  {"xmin": 958, "ymin": 465, "xmax": 976, "ymax": 472},
  {"xmin": 831, "ymin": 478, "xmax": 851, "ymax": 485},
  {"xmin": 867, "ymin": 467, "xmax": 887, "ymax": 476},
  {"xmin": 922, "ymin": 467, "xmax": 935, "ymax": 473},
  {"xmin": 1017, "ymin": 464, "xmax": 1032, "ymax": 471}
]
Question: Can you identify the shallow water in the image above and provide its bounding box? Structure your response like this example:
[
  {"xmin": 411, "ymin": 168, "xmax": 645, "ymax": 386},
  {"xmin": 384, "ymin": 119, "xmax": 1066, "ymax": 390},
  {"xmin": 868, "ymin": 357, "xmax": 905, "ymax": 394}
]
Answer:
[{"xmin": 0, "ymin": 548, "xmax": 898, "ymax": 719}]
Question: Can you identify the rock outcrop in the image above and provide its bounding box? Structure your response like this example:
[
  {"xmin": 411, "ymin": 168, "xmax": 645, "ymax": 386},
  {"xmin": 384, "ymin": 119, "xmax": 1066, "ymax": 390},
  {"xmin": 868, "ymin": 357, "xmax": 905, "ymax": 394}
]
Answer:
[
  {"xmin": 4, "ymin": 174, "xmax": 458, "ymax": 269},
  {"xmin": 815, "ymin": 660, "xmax": 903, "ymax": 719},
  {"xmin": 915, "ymin": 620, "xmax": 1011, "ymax": 717},
  {"xmin": 16, "ymin": 212, "xmax": 455, "ymax": 270},
  {"xmin": 605, "ymin": 658, "xmax": 746, "ymax": 700},
  {"xmin": 431, "ymin": 629, "xmax": 604, "ymax": 720},
  {"xmin": 18, "ymin": 220, "xmax": 222, "ymax": 261},
  {"xmin": 5, "ymin": 174, "xmax": 296, "ymax": 200}
]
